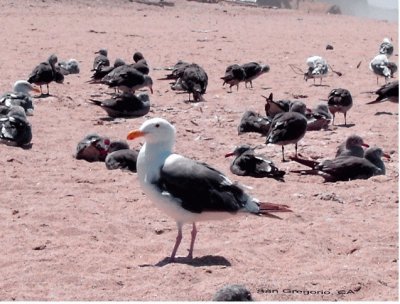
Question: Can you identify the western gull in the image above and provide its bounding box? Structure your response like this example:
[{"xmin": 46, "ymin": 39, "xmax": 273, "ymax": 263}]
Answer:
[
  {"xmin": 0, "ymin": 80, "xmax": 40, "ymax": 115},
  {"xmin": 241, "ymin": 62, "xmax": 270, "ymax": 88},
  {"xmin": 92, "ymin": 48, "xmax": 110, "ymax": 71},
  {"xmin": 88, "ymin": 92, "xmax": 150, "ymax": 118},
  {"xmin": 290, "ymin": 146, "xmax": 390, "ymax": 181},
  {"xmin": 304, "ymin": 56, "xmax": 328, "ymax": 85},
  {"xmin": 225, "ymin": 144, "xmax": 285, "ymax": 181},
  {"xmin": 336, "ymin": 135, "xmax": 369, "ymax": 158},
  {"xmin": 221, "ymin": 64, "xmax": 246, "ymax": 92},
  {"xmin": 369, "ymin": 54, "xmax": 397, "ymax": 84},
  {"xmin": 105, "ymin": 140, "xmax": 138, "ymax": 172},
  {"xmin": 367, "ymin": 80, "xmax": 399, "ymax": 104},
  {"xmin": 74, "ymin": 133, "xmax": 110, "ymax": 162},
  {"xmin": 27, "ymin": 54, "xmax": 62, "ymax": 95},
  {"xmin": 327, "ymin": 88, "xmax": 353, "ymax": 125},
  {"xmin": 127, "ymin": 118, "xmax": 292, "ymax": 261},
  {"xmin": 265, "ymin": 101, "xmax": 308, "ymax": 162},
  {"xmin": 0, "ymin": 105, "xmax": 32, "ymax": 147}
]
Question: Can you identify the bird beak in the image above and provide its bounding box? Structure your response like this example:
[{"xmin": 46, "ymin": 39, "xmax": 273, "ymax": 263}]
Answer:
[
  {"xmin": 382, "ymin": 152, "xmax": 391, "ymax": 159},
  {"xmin": 149, "ymin": 86, "xmax": 153, "ymax": 94},
  {"xmin": 362, "ymin": 143, "xmax": 370, "ymax": 148},
  {"xmin": 31, "ymin": 85, "xmax": 41, "ymax": 93},
  {"xmin": 224, "ymin": 152, "xmax": 235, "ymax": 158},
  {"xmin": 127, "ymin": 130, "xmax": 146, "ymax": 140}
]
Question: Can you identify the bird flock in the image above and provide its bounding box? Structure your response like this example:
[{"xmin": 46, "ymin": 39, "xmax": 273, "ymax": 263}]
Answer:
[{"xmin": 1, "ymin": 34, "xmax": 397, "ymax": 263}]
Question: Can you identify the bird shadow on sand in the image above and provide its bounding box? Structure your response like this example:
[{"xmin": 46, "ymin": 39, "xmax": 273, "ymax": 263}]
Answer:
[
  {"xmin": 0, "ymin": 141, "xmax": 32, "ymax": 150},
  {"xmin": 309, "ymin": 84, "xmax": 330, "ymax": 87},
  {"xmin": 139, "ymin": 255, "xmax": 231, "ymax": 268},
  {"xmin": 334, "ymin": 123, "xmax": 355, "ymax": 128},
  {"xmin": 375, "ymin": 111, "xmax": 394, "ymax": 116},
  {"xmin": 34, "ymin": 93, "xmax": 54, "ymax": 99}
]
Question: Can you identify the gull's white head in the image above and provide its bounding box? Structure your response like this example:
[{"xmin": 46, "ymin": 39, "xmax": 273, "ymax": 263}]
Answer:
[
  {"xmin": 127, "ymin": 117, "xmax": 176, "ymax": 145},
  {"xmin": 13, "ymin": 80, "xmax": 40, "ymax": 95}
]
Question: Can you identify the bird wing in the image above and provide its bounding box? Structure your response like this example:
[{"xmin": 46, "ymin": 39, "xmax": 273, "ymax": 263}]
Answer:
[{"xmin": 157, "ymin": 155, "xmax": 249, "ymax": 213}]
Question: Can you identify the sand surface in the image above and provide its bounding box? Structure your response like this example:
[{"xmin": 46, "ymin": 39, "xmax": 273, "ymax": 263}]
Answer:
[{"xmin": 0, "ymin": 0, "xmax": 398, "ymax": 301}]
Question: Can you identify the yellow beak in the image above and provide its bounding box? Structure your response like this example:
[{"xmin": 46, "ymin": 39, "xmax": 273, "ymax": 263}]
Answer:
[{"xmin": 127, "ymin": 130, "xmax": 145, "ymax": 140}]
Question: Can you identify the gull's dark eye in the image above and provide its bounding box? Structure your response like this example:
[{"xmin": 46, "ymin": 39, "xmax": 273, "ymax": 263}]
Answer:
[{"xmin": 155, "ymin": 123, "xmax": 160, "ymax": 128}]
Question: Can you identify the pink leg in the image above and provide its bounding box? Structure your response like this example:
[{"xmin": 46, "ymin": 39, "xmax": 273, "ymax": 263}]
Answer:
[
  {"xmin": 187, "ymin": 223, "xmax": 197, "ymax": 259},
  {"xmin": 170, "ymin": 222, "xmax": 183, "ymax": 261}
]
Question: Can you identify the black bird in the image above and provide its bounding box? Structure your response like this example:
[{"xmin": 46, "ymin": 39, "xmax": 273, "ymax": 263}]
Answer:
[
  {"xmin": 105, "ymin": 140, "xmax": 138, "ymax": 172},
  {"xmin": 158, "ymin": 60, "xmax": 190, "ymax": 82},
  {"xmin": 336, "ymin": 134, "xmax": 369, "ymax": 158},
  {"xmin": 225, "ymin": 145, "xmax": 285, "ymax": 181},
  {"xmin": 241, "ymin": 62, "xmax": 270, "ymax": 88},
  {"xmin": 92, "ymin": 48, "xmax": 110, "ymax": 71},
  {"xmin": 88, "ymin": 92, "xmax": 150, "ymax": 118},
  {"xmin": 0, "ymin": 106, "xmax": 32, "ymax": 146},
  {"xmin": 266, "ymin": 101, "xmax": 308, "ymax": 162},
  {"xmin": 263, "ymin": 93, "xmax": 293, "ymax": 118},
  {"xmin": 74, "ymin": 133, "xmax": 110, "ymax": 162},
  {"xmin": 305, "ymin": 103, "xmax": 332, "ymax": 131},
  {"xmin": 221, "ymin": 64, "xmax": 246, "ymax": 92},
  {"xmin": 28, "ymin": 54, "xmax": 62, "ymax": 95},
  {"xmin": 290, "ymin": 147, "xmax": 390, "ymax": 181},
  {"xmin": 101, "ymin": 65, "xmax": 153, "ymax": 94},
  {"xmin": 88, "ymin": 58, "xmax": 126, "ymax": 83},
  {"xmin": 131, "ymin": 51, "xmax": 149, "ymax": 75},
  {"xmin": 237, "ymin": 110, "xmax": 271, "ymax": 136},
  {"xmin": 171, "ymin": 63, "xmax": 208, "ymax": 102},
  {"xmin": 327, "ymin": 88, "xmax": 353, "ymax": 125},
  {"xmin": 367, "ymin": 80, "xmax": 399, "ymax": 104}
]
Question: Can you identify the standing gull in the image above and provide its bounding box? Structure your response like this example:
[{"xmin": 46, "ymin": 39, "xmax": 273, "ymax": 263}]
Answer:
[
  {"xmin": 221, "ymin": 64, "xmax": 246, "ymax": 92},
  {"xmin": 127, "ymin": 118, "xmax": 292, "ymax": 261},
  {"xmin": 304, "ymin": 56, "xmax": 328, "ymax": 85},
  {"xmin": 327, "ymin": 88, "xmax": 353, "ymax": 125},
  {"xmin": 171, "ymin": 63, "xmax": 208, "ymax": 102},
  {"xmin": 27, "ymin": 54, "xmax": 61, "ymax": 95},
  {"xmin": 265, "ymin": 101, "xmax": 308, "ymax": 162},
  {"xmin": 241, "ymin": 62, "xmax": 270, "ymax": 88},
  {"xmin": 369, "ymin": 54, "xmax": 397, "ymax": 84}
]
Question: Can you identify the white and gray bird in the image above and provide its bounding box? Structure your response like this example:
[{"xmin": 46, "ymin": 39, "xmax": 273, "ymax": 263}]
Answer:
[
  {"xmin": 0, "ymin": 80, "xmax": 40, "ymax": 115},
  {"xmin": 369, "ymin": 54, "xmax": 397, "ymax": 84},
  {"xmin": 127, "ymin": 118, "xmax": 292, "ymax": 261},
  {"xmin": 304, "ymin": 55, "xmax": 328, "ymax": 85}
]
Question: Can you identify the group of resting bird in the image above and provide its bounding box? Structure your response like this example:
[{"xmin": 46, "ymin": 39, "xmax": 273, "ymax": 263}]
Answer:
[
  {"xmin": 2, "ymin": 35, "xmax": 396, "ymax": 263},
  {"xmin": 0, "ymin": 53, "xmax": 79, "ymax": 147}
]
